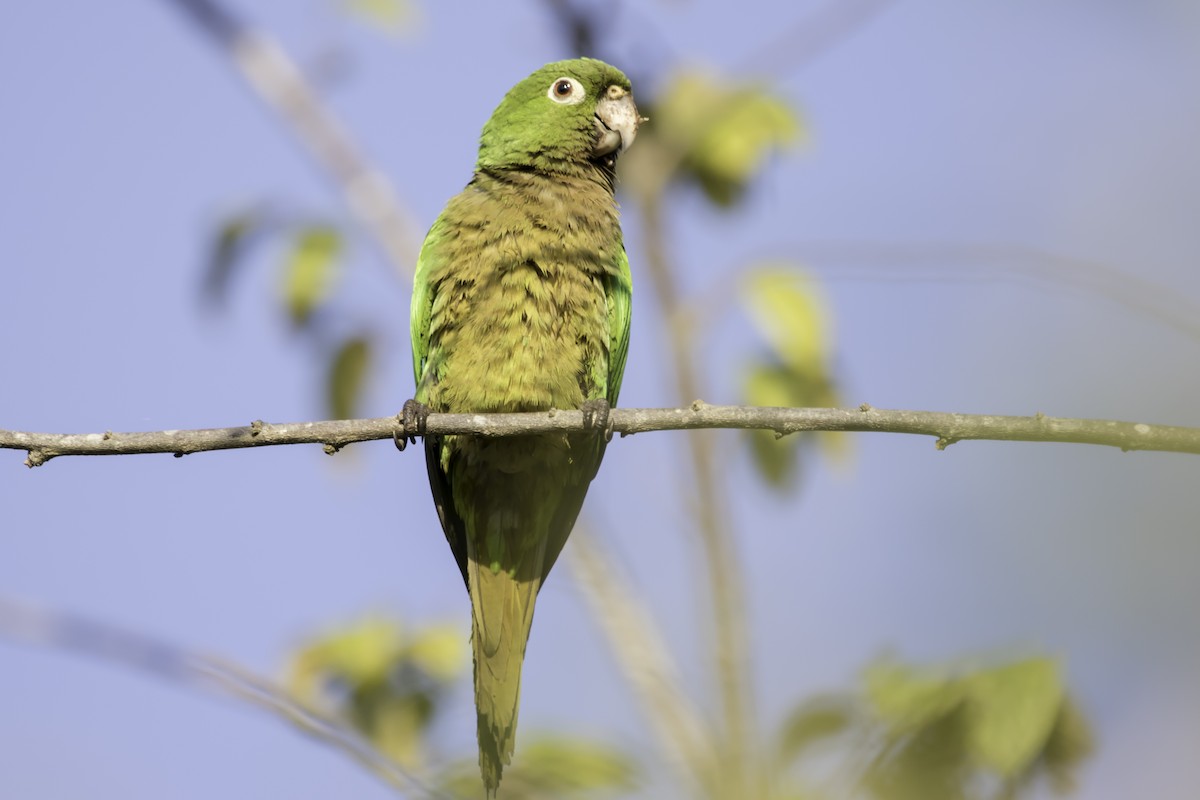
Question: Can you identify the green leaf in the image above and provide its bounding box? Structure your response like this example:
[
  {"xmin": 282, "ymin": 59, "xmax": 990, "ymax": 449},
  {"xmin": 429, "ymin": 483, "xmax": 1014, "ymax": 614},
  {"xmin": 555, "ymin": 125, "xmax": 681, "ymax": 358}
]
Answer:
[
  {"xmin": 739, "ymin": 265, "xmax": 844, "ymax": 488},
  {"xmin": 864, "ymin": 660, "xmax": 966, "ymax": 736},
  {"xmin": 327, "ymin": 335, "xmax": 371, "ymax": 420},
  {"xmin": 744, "ymin": 363, "xmax": 802, "ymax": 409},
  {"xmin": 438, "ymin": 736, "xmax": 638, "ymax": 797},
  {"xmin": 859, "ymin": 656, "xmax": 1092, "ymax": 797},
  {"xmin": 287, "ymin": 617, "xmax": 406, "ymax": 698},
  {"xmin": 285, "ymin": 616, "xmax": 468, "ymax": 769},
  {"xmin": 770, "ymin": 789, "xmax": 829, "ymax": 800},
  {"xmin": 513, "ymin": 738, "xmax": 639, "ymax": 793},
  {"xmin": 1040, "ymin": 696, "xmax": 1095, "ymax": 793},
  {"xmin": 960, "ymin": 657, "xmax": 1065, "ymax": 778},
  {"xmin": 860, "ymin": 709, "xmax": 971, "ymax": 800},
  {"xmin": 741, "ymin": 359, "xmax": 844, "ymax": 488},
  {"xmin": 342, "ymin": 0, "xmax": 419, "ymax": 36},
  {"xmin": 653, "ymin": 71, "xmax": 803, "ymax": 206},
  {"xmin": 202, "ymin": 206, "xmax": 272, "ymax": 307},
  {"xmin": 747, "ymin": 429, "xmax": 796, "ymax": 487},
  {"xmin": 281, "ymin": 225, "xmax": 342, "ymax": 327},
  {"xmin": 405, "ymin": 623, "xmax": 467, "ymax": 682},
  {"xmin": 740, "ymin": 266, "xmax": 830, "ymax": 374},
  {"xmin": 743, "ymin": 364, "xmax": 804, "ymax": 486},
  {"xmin": 776, "ymin": 694, "xmax": 856, "ymax": 767},
  {"xmin": 860, "ymin": 659, "xmax": 976, "ymax": 800}
]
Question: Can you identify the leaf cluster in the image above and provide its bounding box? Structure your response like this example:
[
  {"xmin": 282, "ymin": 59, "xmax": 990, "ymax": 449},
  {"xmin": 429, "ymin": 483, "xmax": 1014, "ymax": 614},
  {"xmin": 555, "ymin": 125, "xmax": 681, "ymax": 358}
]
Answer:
[
  {"xmin": 286, "ymin": 620, "xmax": 1094, "ymax": 800},
  {"xmin": 286, "ymin": 615, "xmax": 639, "ymax": 797},
  {"xmin": 771, "ymin": 656, "xmax": 1094, "ymax": 800}
]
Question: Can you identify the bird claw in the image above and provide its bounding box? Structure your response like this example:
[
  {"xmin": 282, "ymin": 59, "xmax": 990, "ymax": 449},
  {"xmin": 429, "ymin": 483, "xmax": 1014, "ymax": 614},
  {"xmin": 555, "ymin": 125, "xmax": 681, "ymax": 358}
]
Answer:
[
  {"xmin": 394, "ymin": 399, "xmax": 430, "ymax": 451},
  {"xmin": 580, "ymin": 399, "xmax": 614, "ymax": 442}
]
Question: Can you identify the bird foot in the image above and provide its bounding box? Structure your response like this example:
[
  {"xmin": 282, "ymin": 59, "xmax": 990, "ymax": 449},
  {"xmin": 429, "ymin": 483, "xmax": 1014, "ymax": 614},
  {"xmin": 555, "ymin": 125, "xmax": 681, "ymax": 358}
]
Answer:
[
  {"xmin": 580, "ymin": 398, "xmax": 614, "ymax": 442},
  {"xmin": 393, "ymin": 399, "xmax": 430, "ymax": 451}
]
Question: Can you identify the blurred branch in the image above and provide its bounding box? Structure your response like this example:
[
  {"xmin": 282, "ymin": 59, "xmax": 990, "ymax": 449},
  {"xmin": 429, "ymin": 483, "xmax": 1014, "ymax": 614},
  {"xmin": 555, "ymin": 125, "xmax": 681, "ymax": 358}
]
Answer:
[
  {"xmin": 674, "ymin": 241, "xmax": 1200, "ymax": 360},
  {"xmin": 639, "ymin": 197, "xmax": 756, "ymax": 799},
  {"xmin": 789, "ymin": 240, "xmax": 1200, "ymax": 342},
  {"xmin": 0, "ymin": 596, "xmax": 449, "ymax": 799},
  {"xmin": 735, "ymin": 0, "xmax": 897, "ymax": 75},
  {"xmin": 566, "ymin": 526, "xmax": 717, "ymax": 795},
  {"xmin": 7, "ymin": 404, "xmax": 1200, "ymax": 466},
  {"xmin": 166, "ymin": 0, "xmax": 421, "ymax": 276},
  {"xmin": 540, "ymin": 0, "xmax": 598, "ymax": 57}
]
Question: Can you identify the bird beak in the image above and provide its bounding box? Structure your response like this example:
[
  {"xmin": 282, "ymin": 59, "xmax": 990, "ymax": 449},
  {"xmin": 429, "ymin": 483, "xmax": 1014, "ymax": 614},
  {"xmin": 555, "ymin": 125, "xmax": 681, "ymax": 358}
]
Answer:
[{"xmin": 593, "ymin": 85, "xmax": 643, "ymax": 159}]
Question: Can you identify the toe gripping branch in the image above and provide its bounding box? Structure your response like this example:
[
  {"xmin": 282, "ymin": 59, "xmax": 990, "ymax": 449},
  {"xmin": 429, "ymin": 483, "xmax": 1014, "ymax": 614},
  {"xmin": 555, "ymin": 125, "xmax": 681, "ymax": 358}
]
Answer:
[
  {"xmin": 394, "ymin": 399, "xmax": 613, "ymax": 450},
  {"xmin": 581, "ymin": 398, "xmax": 614, "ymax": 442},
  {"xmin": 394, "ymin": 399, "xmax": 430, "ymax": 451}
]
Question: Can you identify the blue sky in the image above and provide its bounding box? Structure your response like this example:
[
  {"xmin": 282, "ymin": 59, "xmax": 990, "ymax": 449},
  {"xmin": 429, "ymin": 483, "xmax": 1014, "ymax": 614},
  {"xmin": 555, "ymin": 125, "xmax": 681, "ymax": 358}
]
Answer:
[{"xmin": 3, "ymin": 1, "xmax": 1200, "ymax": 797}]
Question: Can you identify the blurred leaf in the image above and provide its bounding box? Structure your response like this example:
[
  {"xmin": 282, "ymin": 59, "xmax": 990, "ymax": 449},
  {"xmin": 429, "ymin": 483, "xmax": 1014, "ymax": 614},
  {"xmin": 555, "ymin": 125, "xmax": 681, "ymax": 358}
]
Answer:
[
  {"xmin": 861, "ymin": 708, "xmax": 971, "ymax": 800},
  {"xmin": 864, "ymin": 660, "xmax": 966, "ymax": 736},
  {"xmin": 739, "ymin": 265, "xmax": 843, "ymax": 487},
  {"xmin": 1040, "ymin": 696, "xmax": 1095, "ymax": 793},
  {"xmin": 654, "ymin": 71, "xmax": 802, "ymax": 206},
  {"xmin": 281, "ymin": 225, "xmax": 342, "ymax": 327},
  {"xmin": 342, "ymin": 0, "xmax": 419, "ymax": 36},
  {"xmin": 286, "ymin": 616, "xmax": 467, "ymax": 769},
  {"xmin": 747, "ymin": 429, "xmax": 795, "ymax": 487},
  {"xmin": 740, "ymin": 266, "xmax": 829, "ymax": 374},
  {"xmin": 859, "ymin": 656, "xmax": 1092, "ymax": 798},
  {"xmin": 960, "ymin": 657, "xmax": 1064, "ymax": 778},
  {"xmin": 743, "ymin": 365, "xmax": 805, "ymax": 486},
  {"xmin": 405, "ymin": 623, "xmax": 467, "ymax": 682},
  {"xmin": 511, "ymin": 738, "xmax": 639, "ymax": 793},
  {"xmin": 861, "ymin": 660, "xmax": 975, "ymax": 800},
  {"xmin": 742, "ymin": 358, "xmax": 838, "ymax": 416},
  {"xmin": 438, "ymin": 736, "xmax": 638, "ymax": 798},
  {"xmin": 203, "ymin": 206, "xmax": 273, "ymax": 307},
  {"xmin": 288, "ymin": 617, "xmax": 406, "ymax": 698},
  {"xmin": 327, "ymin": 335, "xmax": 371, "ymax": 420},
  {"xmin": 742, "ymin": 362, "xmax": 843, "ymax": 487},
  {"xmin": 776, "ymin": 694, "xmax": 856, "ymax": 767}
]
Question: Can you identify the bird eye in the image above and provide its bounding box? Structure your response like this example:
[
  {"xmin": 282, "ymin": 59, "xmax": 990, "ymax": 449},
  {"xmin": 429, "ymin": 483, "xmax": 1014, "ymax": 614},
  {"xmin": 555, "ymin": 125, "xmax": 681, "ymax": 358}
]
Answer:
[{"xmin": 547, "ymin": 77, "xmax": 585, "ymax": 105}]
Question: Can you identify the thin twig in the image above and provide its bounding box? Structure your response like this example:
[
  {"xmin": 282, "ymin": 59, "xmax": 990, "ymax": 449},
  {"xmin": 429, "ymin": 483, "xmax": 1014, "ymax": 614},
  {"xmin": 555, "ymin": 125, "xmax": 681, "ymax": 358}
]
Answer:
[
  {"xmin": 673, "ymin": 241, "xmax": 1200, "ymax": 361},
  {"xmin": 790, "ymin": 240, "xmax": 1200, "ymax": 342},
  {"xmin": 640, "ymin": 196, "xmax": 754, "ymax": 799},
  {"xmin": 166, "ymin": 0, "xmax": 421, "ymax": 277},
  {"xmin": 5, "ymin": 405, "xmax": 1200, "ymax": 467},
  {"xmin": 566, "ymin": 527, "xmax": 717, "ymax": 795},
  {"xmin": 0, "ymin": 596, "xmax": 452, "ymax": 799},
  {"xmin": 734, "ymin": 0, "xmax": 898, "ymax": 76}
]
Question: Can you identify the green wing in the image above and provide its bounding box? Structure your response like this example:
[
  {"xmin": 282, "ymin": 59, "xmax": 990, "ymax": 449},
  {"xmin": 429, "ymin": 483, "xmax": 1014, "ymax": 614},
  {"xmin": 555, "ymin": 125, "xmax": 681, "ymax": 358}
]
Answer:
[
  {"xmin": 410, "ymin": 217, "xmax": 472, "ymax": 587},
  {"xmin": 409, "ymin": 218, "xmax": 442, "ymax": 395},
  {"xmin": 535, "ymin": 245, "xmax": 632, "ymax": 583},
  {"xmin": 604, "ymin": 246, "xmax": 633, "ymax": 406}
]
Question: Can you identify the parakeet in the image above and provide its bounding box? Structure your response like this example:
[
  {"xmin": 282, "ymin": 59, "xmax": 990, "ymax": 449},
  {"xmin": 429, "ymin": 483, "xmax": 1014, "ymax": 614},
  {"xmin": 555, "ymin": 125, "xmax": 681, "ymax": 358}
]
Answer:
[{"xmin": 407, "ymin": 58, "xmax": 641, "ymax": 795}]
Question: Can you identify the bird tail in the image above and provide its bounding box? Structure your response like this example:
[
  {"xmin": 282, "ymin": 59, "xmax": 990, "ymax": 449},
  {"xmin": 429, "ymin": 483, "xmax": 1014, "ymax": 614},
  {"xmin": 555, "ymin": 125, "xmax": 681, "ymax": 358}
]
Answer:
[{"xmin": 468, "ymin": 553, "xmax": 543, "ymax": 796}]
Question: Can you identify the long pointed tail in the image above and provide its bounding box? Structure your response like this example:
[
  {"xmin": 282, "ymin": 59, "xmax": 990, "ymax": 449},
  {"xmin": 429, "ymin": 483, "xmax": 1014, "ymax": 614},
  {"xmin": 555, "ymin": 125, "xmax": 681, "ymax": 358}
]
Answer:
[{"xmin": 468, "ymin": 556, "xmax": 542, "ymax": 796}]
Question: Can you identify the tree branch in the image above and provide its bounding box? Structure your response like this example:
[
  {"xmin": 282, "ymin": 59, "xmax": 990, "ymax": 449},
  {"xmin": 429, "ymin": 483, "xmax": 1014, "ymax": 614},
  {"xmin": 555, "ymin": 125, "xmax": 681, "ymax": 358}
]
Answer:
[
  {"xmin": 166, "ymin": 0, "xmax": 421, "ymax": 276},
  {"xmin": 0, "ymin": 595, "xmax": 448, "ymax": 799},
  {"xmin": 5, "ymin": 404, "xmax": 1199, "ymax": 468},
  {"xmin": 566, "ymin": 526, "xmax": 718, "ymax": 795},
  {"xmin": 784, "ymin": 240, "xmax": 1200, "ymax": 343},
  {"xmin": 639, "ymin": 194, "xmax": 755, "ymax": 799},
  {"xmin": 734, "ymin": 0, "xmax": 897, "ymax": 76}
]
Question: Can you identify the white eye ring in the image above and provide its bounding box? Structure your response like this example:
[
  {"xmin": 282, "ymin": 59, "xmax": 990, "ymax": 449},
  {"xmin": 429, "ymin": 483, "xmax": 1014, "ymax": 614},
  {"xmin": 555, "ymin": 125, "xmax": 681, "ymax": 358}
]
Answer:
[{"xmin": 547, "ymin": 77, "xmax": 586, "ymax": 105}]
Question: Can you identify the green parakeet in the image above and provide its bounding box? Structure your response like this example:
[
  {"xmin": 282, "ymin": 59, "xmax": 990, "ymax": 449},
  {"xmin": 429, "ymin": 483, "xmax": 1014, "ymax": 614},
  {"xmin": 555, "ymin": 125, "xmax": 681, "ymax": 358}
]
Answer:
[{"xmin": 407, "ymin": 58, "xmax": 641, "ymax": 794}]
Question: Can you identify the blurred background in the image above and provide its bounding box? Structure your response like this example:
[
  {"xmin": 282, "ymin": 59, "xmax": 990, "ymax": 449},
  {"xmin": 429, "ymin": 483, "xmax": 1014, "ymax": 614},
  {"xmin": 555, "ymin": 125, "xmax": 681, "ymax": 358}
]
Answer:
[{"xmin": 3, "ymin": 1, "xmax": 1199, "ymax": 797}]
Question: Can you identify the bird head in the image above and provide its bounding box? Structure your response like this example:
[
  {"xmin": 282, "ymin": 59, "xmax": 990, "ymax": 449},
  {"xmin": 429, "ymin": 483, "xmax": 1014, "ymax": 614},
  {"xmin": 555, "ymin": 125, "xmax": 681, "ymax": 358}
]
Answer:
[{"xmin": 477, "ymin": 58, "xmax": 644, "ymax": 175}]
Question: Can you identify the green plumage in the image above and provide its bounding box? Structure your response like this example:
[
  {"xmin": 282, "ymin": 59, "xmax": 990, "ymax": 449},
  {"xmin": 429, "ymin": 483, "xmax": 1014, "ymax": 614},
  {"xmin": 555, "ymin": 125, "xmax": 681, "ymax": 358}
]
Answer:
[{"xmin": 409, "ymin": 58, "xmax": 639, "ymax": 795}]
